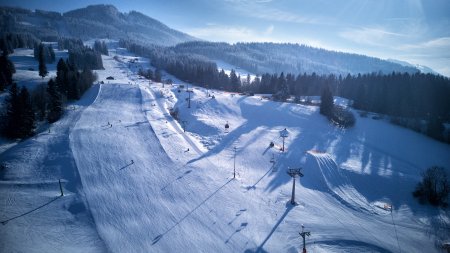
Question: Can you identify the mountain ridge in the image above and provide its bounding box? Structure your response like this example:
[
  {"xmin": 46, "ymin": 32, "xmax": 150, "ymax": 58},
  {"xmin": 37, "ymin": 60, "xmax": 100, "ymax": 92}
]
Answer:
[
  {"xmin": 0, "ymin": 4, "xmax": 438, "ymax": 75},
  {"xmin": 0, "ymin": 4, "xmax": 197, "ymax": 46}
]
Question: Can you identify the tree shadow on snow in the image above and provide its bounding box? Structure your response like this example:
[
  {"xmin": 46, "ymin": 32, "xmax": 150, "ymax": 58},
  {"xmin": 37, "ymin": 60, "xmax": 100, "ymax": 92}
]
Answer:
[
  {"xmin": 1, "ymin": 195, "xmax": 62, "ymax": 225},
  {"xmin": 263, "ymin": 113, "xmax": 450, "ymax": 219},
  {"xmin": 152, "ymin": 178, "xmax": 233, "ymax": 245},
  {"xmin": 245, "ymin": 201, "xmax": 294, "ymax": 253},
  {"xmin": 187, "ymin": 100, "xmax": 315, "ymax": 167}
]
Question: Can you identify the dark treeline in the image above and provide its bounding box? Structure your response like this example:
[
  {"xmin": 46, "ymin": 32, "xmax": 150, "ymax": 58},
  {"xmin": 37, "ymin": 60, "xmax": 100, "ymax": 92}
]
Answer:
[
  {"xmin": 120, "ymin": 39, "xmax": 450, "ymax": 142},
  {"xmin": 3, "ymin": 83, "xmax": 35, "ymax": 138},
  {"xmin": 249, "ymin": 72, "xmax": 449, "ymax": 141},
  {"xmin": 173, "ymin": 41, "xmax": 419, "ymax": 76},
  {"xmin": 1, "ymin": 58, "xmax": 97, "ymax": 138},
  {"xmin": 58, "ymin": 37, "xmax": 104, "ymax": 70},
  {"xmin": 68, "ymin": 46, "xmax": 103, "ymax": 70},
  {"xmin": 93, "ymin": 40, "xmax": 109, "ymax": 55},
  {"xmin": 57, "ymin": 37, "xmax": 84, "ymax": 51},
  {"xmin": 0, "ymin": 36, "xmax": 97, "ymax": 139},
  {"xmin": 339, "ymin": 73, "xmax": 449, "ymax": 120},
  {"xmin": 174, "ymin": 42, "xmax": 258, "ymax": 74},
  {"xmin": 0, "ymin": 32, "xmax": 39, "ymax": 54},
  {"xmin": 119, "ymin": 39, "xmax": 241, "ymax": 91},
  {"xmin": 0, "ymin": 52, "xmax": 16, "ymax": 91},
  {"xmin": 54, "ymin": 58, "xmax": 97, "ymax": 101},
  {"xmin": 33, "ymin": 42, "xmax": 55, "ymax": 64},
  {"xmin": 42, "ymin": 58, "xmax": 97, "ymax": 123}
]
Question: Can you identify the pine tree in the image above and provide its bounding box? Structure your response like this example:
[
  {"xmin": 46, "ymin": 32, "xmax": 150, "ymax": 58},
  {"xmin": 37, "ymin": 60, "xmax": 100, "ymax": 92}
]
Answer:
[
  {"xmin": 245, "ymin": 74, "xmax": 251, "ymax": 86},
  {"xmin": 218, "ymin": 69, "xmax": 229, "ymax": 90},
  {"xmin": 230, "ymin": 69, "xmax": 240, "ymax": 92},
  {"xmin": 427, "ymin": 117, "xmax": 444, "ymax": 141},
  {"xmin": 17, "ymin": 86, "xmax": 35, "ymax": 137},
  {"xmin": 320, "ymin": 85, "xmax": 334, "ymax": 117},
  {"xmin": 146, "ymin": 69, "xmax": 154, "ymax": 80},
  {"xmin": 31, "ymin": 83, "xmax": 47, "ymax": 121},
  {"xmin": 101, "ymin": 41, "xmax": 108, "ymax": 55},
  {"xmin": 47, "ymin": 79, "xmax": 63, "ymax": 123},
  {"xmin": 5, "ymin": 84, "xmax": 35, "ymax": 138},
  {"xmin": 49, "ymin": 45, "xmax": 55, "ymax": 63},
  {"xmin": 38, "ymin": 44, "xmax": 48, "ymax": 79},
  {"xmin": 155, "ymin": 68, "xmax": 162, "ymax": 82},
  {"xmin": 66, "ymin": 62, "xmax": 80, "ymax": 100},
  {"xmin": 56, "ymin": 58, "xmax": 68, "ymax": 96},
  {"xmin": 272, "ymin": 72, "xmax": 289, "ymax": 101},
  {"xmin": 0, "ymin": 53, "xmax": 16, "ymax": 91},
  {"xmin": 5, "ymin": 83, "xmax": 20, "ymax": 137},
  {"xmin": 276, "ymin": 72, "xmax": 286, "ymax": 92}
]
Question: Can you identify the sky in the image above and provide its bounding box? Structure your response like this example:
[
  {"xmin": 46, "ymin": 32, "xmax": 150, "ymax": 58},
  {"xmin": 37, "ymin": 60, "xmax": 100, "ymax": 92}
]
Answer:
[{"xmin": 2, "ymin": 0, "xmax": 450, "ymax": 76}]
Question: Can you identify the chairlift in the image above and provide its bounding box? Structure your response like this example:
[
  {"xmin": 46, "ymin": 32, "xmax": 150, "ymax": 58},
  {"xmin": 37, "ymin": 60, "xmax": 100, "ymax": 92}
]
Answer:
[
  {"xmin": 225, "ymin": 121, "xmax": 230, "ymax": 133},
  {"xmin": 270, "ymin": 154, "xmax": 275, "ymax": 163}
]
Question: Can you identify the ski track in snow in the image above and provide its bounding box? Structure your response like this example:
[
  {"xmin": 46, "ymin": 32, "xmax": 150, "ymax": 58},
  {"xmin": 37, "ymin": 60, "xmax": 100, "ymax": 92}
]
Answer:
[
  {"xmin": 70, "ymin": 51, "xmax": 450, "ymax": 253},
  {"xmin": 307, "ymin": 151, "xmax": 378, "ymax": 215},
  {"xmin": 2, "ymin": 46, "xmax": 450, "ymax": 253}
]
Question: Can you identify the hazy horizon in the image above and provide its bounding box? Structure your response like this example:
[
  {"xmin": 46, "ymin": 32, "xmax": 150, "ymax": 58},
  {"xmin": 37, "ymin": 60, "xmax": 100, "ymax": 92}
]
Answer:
[{"xmin": 2, "ymin": 0, "xmax": 449, "ymax": 76}]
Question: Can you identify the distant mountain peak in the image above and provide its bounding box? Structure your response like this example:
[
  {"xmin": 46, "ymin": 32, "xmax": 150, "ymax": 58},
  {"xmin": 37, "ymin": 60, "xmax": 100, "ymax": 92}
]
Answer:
[
  {"xmin": 70, "ymin": 4, "xmax": 119, "ymax": 14},
  {"xmin": 387, "ymin": 59, "xmax": 439, "ymax": 75},
  {"xmin": 0, "ymin": 4, "xmax": 196, "ymax": 46},
  {"xmin": 63, "ymin": 4, "xmax": 123, "ymax": 23}
]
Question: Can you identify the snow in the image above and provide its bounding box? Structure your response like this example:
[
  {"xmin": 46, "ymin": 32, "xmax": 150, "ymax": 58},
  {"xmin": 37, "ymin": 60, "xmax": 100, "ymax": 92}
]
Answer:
[
  {"xmin": 0, "ymin": 83, "xmax": 105, "ymax": 252},
  {"xmin": 1, "ymin": 46, "xmax": 450, "ymax": 253},
  {"xmin": 8, "ymin": 47, "xmax": 69, "ymax": 91}
]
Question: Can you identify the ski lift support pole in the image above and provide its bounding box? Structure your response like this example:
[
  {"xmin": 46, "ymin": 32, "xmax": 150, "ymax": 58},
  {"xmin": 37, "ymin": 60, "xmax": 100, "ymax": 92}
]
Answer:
[
  {"xmin": 233, "ymin": 146, "xmax": 237, "ymax": 179},
  {"xmin": 182, "ymin": 120, "xmax": 187, "ymax": 132},
  {"xmin": 299, "ymin": 224, "xmax": 311, "ymax": 253},
  {"xmin": 59, "ymin": 179, "xmax": 64, "ymax": 196},
  {"xmin": 280, "ymin": 128, "xmax": 289, "ymax": 152},
  {"xmin": 287, "ymin": 168, "xmax": 303, "ymax": 205},
  {"xmin": 187, "ymin": 83, "xmax": 191, "ymax": 109}
]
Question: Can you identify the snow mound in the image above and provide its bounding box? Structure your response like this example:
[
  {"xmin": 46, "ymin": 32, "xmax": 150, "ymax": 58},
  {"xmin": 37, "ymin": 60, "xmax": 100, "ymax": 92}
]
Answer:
[{"xmin": 304, "ymin": 151, "xmax": 379, "ymax": 215}]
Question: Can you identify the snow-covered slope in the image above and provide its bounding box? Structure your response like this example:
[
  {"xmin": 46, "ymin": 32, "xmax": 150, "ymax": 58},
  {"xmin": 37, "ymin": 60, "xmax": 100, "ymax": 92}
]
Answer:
[
  {"xmin": 388, "ymin": 59, "xmax": 439, "ymax": 75},
  {"xmin": 0, "ymin": 48, "xmax": 105, "ymax": 252},
  {"xmin": 2, "ymin": 45, "xmax": 450, "ymax": 253}
]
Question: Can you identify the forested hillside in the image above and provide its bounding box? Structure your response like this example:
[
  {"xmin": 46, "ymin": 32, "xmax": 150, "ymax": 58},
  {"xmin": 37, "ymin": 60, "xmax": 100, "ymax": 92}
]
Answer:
[
  {"xmin": 173, "ymin": 41, "xmax": 419, "ymax": 75},
  {"xmin": 0, "ymin": 5, "xmax": 196, "ymax": 46}
]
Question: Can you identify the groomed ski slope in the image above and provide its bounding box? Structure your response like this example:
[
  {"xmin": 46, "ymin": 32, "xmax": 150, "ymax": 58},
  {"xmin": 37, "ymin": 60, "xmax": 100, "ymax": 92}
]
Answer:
[
  {"xmin": 70, "ymin": 48, "xmax": 450, "ymax": 253},
  {"xmin": 70, "ymin": 54, "xmax": 250, "ymax": 252},
  {"xmin": 2, "ymin": 44, "xmax": 450, "ymax": 253}
]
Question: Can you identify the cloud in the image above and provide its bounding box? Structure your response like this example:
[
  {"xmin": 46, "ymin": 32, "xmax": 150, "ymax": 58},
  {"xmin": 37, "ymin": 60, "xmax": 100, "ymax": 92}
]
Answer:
[
  {"xmin": 264, "ymin": 25, "xmax": 274, "ymax": 35},
  {"xmin": 187, "ymin": 24, "xmax": 279, "ymax": 43},
  {"xmin": 391, "ymin": 37, "xmax": 450, "ymax": 76},
  {"xmin": 222, "ymin": 0, "xmax": 330, "ymax": 25},
  {"xmin": 401, "ymin": 37, "xmax": 450, "ymax": 50},
  {"xmin": 186, "ymin": 23, "xmax": 332, "ymax": 50},
  {"xmin": 248, "ymin": 7, "xmax": 324, "ymax": 25},
  {"xmin": 339, "ymin": 26, "xmax": 406, "ymax": 46}
]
